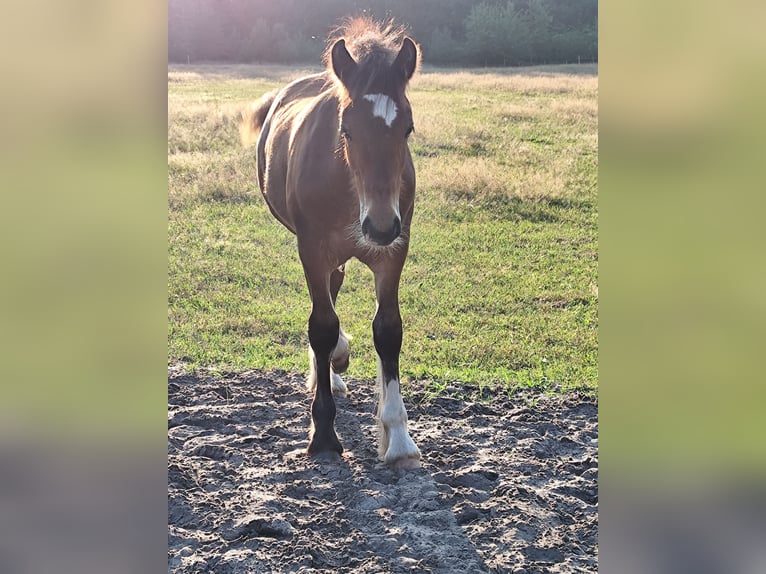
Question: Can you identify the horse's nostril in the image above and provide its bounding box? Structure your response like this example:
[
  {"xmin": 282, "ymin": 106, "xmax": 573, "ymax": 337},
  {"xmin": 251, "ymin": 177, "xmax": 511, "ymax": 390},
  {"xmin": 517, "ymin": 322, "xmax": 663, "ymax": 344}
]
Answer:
[
  {"xmin": 392, "ymin": 217, "xmax": 401, "ymax": 239},
  {"xmin": 361, "ymin": 217, "xmax": 372, "ymax": 237}
]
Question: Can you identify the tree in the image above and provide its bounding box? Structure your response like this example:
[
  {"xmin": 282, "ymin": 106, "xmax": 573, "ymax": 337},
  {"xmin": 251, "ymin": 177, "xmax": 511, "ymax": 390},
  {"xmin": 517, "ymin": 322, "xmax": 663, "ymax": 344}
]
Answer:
[
  {"xmin": 524, "ymin": 0, "xmax": 553, "ymax": 63},
  {"xmin": 428, "ymin": 26, "xmax": 464, "ymax": 65},
  {"xmin": 464, "ymin": 1, "xmax": 516, "ymax": 66},
  {"xmin": 240, "ymin": 19, "xmax": 273, "ymax": 63},
  {"xmin": 167, "ymin": 0, "xmax": 598, "ymax": 66}
]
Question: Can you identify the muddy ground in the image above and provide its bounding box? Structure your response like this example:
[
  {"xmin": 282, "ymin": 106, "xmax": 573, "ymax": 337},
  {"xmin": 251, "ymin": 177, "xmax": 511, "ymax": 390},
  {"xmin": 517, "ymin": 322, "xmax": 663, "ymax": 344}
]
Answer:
[{"xmin": 168, "ymin": 365, "xmax": 597, "ymax": 573}]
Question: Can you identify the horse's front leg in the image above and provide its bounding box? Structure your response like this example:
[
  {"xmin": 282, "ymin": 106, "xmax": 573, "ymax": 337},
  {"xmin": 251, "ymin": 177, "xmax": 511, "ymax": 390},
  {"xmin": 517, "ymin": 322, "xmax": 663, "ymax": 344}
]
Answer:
[
  {"xmin": 300, "ymin": 248, "xmax": 343, "ymax": 458},
  {"xmin": 372, "ymin": 262, "xmax": 421, "ymax": 468}
]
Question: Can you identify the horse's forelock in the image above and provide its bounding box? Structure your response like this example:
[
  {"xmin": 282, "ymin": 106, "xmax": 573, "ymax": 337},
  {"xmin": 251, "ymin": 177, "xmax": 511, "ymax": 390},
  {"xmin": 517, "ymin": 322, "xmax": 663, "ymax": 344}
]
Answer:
[{"xmin": 324, "ymin": 17, "xmax": 419, "ymax": 100}]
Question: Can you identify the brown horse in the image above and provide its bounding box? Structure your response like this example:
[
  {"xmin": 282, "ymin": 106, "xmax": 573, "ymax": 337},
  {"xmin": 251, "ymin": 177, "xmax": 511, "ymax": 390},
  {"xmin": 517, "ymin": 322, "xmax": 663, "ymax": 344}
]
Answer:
[{"xmin": 241, "ymin": 19, "xmax": 421, "ymax": 468}]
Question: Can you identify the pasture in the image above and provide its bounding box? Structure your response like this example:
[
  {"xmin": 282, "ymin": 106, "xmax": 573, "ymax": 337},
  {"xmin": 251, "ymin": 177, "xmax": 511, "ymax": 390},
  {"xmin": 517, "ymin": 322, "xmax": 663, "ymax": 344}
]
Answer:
[{"xmin": 167, "ymin": 63, "xmax": 598, "ymax": 395}]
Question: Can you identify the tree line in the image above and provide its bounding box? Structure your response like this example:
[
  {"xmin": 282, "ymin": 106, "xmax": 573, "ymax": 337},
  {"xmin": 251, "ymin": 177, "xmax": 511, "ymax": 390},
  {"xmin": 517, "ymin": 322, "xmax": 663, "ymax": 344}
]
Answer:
[{"xmin": 168, "ymin": 0, "xmax": 597, "ymax": 67}]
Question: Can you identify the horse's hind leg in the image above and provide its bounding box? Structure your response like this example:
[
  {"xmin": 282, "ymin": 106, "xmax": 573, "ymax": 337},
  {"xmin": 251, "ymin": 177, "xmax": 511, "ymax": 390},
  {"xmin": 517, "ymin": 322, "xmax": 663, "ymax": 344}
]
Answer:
[
  {"xmin": 372, "ymin": 261, "xmax": 421, "ymax": 469},
  {"xmin": 330, "ymin": 265, "xmax": 351, "ymax": 393},
  {"xmin": 307, "ymin": 265, "xmax": 350, "ymax": 395}
]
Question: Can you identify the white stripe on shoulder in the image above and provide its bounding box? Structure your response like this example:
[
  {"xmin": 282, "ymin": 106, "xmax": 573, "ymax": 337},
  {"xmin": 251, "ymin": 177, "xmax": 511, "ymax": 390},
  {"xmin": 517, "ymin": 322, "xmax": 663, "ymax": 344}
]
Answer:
[{"xmin": 363, "ymin": 93, "xmax": 398, "ymax": 127}]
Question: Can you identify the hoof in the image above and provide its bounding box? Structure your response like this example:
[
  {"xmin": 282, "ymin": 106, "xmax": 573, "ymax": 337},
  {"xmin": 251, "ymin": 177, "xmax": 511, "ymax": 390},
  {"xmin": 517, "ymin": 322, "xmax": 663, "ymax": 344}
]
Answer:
[
  {"xmin": 307, "ymin": 431, "xmax": 343, "ymax": 457},
  {"xmin": 384, "ymin": 448, "xmax": 422, "ymax": 469},
  {"xmin": 331, "ymin": 329, "xmax": 351, "ymax": 374},
  {"xmin": 331, "ymin": 372, "xmax": 348, "ymax": 396},
  {"xmin": 382, "ymin": 426, "xmax": 421, "ymax": 469},
  {"xmin": 392, "ymin": 456, "xmax": 422, "ymax": 470},
  {"xmin": 331, "ymin": 354, "xmax": 349, "ymax": 374}
]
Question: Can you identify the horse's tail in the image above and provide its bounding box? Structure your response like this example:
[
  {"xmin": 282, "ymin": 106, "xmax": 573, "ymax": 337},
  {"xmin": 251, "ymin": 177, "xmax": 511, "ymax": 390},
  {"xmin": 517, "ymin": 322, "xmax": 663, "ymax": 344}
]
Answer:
[{"xmin": 239, "ymin": 90, "xmax": 277, "ymax": 147}]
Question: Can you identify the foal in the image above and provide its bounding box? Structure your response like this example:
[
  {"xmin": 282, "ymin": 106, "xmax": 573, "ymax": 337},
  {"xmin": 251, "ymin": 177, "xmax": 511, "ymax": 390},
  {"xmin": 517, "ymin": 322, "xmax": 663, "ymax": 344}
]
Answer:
[{"xmin": 241, "ymin": 20, "xmax": 422, "ymax": 468}]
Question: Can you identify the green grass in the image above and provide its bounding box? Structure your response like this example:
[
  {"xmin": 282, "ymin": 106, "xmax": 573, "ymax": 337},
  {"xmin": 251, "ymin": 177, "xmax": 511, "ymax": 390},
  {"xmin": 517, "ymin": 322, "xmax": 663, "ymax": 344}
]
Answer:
[{"xmin": 168, "ymin": 64, "xmax": 598, "ymax": 394}]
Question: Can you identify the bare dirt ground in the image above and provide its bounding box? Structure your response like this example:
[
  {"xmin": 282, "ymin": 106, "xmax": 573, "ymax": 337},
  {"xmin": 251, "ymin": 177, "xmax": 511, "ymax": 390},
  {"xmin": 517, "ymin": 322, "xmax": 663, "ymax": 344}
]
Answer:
[{"xmin": 168, "ymin": 365, "xmax": 597, "ymax": 573}]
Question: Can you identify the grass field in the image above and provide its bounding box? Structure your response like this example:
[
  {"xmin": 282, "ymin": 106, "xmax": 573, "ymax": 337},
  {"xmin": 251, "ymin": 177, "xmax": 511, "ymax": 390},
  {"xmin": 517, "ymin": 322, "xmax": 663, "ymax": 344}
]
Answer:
[{"xmin": 168, "ymin": 63, "xmax": 598, "ymax": 395}]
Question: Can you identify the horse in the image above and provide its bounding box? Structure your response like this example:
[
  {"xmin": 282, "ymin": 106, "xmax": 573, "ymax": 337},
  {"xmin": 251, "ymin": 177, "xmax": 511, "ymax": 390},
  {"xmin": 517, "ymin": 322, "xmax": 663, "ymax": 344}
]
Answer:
[{"xmin": 240, "ymin": 19, "xmax": 422, "ymax": 469}]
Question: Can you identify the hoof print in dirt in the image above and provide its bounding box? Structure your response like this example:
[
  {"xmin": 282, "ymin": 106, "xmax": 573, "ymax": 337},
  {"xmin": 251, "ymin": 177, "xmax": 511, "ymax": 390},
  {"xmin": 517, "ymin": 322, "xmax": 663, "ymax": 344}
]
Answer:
[
  {"xmin": 455, "ymin": 504, "xmax": 485, "ymax": 525},
  {"xmin": 190, "ymin": 444, "xmax": 228, "ymax": 460},
  {"xmin": 222, "ymin": 516, "xmax": 295, "ymax": 542}
]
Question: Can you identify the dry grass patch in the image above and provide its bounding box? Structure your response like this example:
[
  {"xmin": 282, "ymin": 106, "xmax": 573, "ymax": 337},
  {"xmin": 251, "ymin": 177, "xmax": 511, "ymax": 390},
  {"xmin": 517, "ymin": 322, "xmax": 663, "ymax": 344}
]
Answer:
[
  {"xmin": 168, "ymin": 71, "xmax": 205, "ymax": 83},
  {"xmin": 419, "ymin": 153, "xmax": 577, "ymax": 206},
  {"xmin": 169, "ymin": 63, "xmax": 322, "ymax": 83},
  {"xmin": 168, "ymin": 150, "xmax": 257, "ymax": 210},
  {"xmin": 415, "ymin": 69, "xmax": 598, "ymax": 96},
  {"xmin": 168, "ymin": 105, "xmax": 245, "ymax": 155},
  {"xmin": 550, "ymin": 97, "xmax": 598, "ymax": 118}
]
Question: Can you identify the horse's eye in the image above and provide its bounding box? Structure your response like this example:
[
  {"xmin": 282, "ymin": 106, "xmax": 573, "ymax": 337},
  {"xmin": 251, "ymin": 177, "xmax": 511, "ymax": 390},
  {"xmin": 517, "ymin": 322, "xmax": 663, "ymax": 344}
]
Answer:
[
  {"xmin": 340, "ymin": 126, "xmax": 351, "ymax": 141},
  {"xmin": 405, "ymin": 125, "xmax": 414, "ymax": 138}
]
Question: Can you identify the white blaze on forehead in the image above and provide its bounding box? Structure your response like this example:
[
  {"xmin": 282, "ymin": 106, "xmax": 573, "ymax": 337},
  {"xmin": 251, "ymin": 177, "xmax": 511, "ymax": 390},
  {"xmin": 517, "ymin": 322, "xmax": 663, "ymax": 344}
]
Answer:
[{"xmin": 363, "ymin": 93, "xmax": 398, "ymax": 127}]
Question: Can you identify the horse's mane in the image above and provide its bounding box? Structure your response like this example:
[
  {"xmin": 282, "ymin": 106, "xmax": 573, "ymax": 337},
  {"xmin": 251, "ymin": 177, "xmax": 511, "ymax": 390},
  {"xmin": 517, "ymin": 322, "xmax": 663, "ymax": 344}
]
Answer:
[{"xmin": 323, "ymin": 17, "xmax": 420, "ymax": 97}]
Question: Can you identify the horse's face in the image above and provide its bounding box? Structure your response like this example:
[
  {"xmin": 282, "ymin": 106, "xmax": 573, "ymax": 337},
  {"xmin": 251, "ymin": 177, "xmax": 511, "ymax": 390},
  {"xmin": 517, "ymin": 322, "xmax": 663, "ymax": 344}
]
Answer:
[
  {"xmin": 331, "ymin": 37, "xmax": 419, "ymax": 247},
  {"xmin": 339, "ymin": 94, "xmax": 413, "ymax": 246}
]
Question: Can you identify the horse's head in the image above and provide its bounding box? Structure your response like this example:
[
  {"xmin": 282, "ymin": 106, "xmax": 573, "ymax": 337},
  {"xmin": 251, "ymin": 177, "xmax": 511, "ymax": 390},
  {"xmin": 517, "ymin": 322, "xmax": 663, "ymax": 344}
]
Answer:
[{"xmin": 330, "ymin": 36, "xmax": 419, "ymax": 246}]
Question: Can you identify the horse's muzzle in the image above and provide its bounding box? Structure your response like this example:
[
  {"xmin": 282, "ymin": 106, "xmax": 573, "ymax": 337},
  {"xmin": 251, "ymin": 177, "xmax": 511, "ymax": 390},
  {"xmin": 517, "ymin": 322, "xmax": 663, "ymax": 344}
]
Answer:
[{"xmin": 361, "ymin": 215, "xmax": 401, "ymax": 246}]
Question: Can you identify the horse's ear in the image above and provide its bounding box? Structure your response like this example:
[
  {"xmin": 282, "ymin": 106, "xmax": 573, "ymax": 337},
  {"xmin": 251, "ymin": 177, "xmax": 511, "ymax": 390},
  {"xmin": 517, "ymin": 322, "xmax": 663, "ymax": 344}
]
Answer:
[
  {"xmin": 331, "ymin": 39, "xmax": 357, "ymax": 86},
  {"xmin": 393, "ymin": 37, "xmax": 419, "ymax": 80}
]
